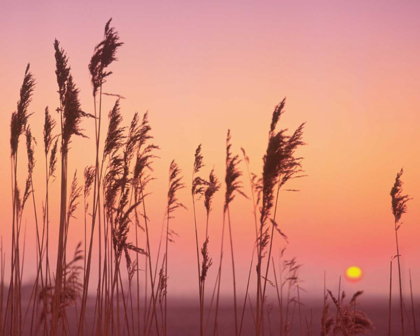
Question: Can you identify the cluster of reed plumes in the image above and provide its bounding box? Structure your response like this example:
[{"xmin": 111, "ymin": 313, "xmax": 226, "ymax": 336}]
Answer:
[
  {"xmin": 321, "ymin": 290, "xmax": 373, "ymax": 336},
  {"xmin": 6, "ymin": 18, "xmax": 419, "ymax": 336}
]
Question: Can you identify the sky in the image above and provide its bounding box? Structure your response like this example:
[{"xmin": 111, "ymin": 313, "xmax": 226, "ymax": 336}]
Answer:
[{"xmin": 1, "ymin": 1, "xmax": 420, "ymax": 301}]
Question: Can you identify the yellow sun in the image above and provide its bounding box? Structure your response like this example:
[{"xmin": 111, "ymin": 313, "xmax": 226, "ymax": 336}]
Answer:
[{"xmin": 345, "ymin": 266, "xmax": 363, "ymax": 282}]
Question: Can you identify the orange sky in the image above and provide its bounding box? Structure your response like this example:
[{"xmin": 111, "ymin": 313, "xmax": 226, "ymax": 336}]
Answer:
[{"xmin": 1, "ymin": 1, "xmax": 420, "ymax": 299}]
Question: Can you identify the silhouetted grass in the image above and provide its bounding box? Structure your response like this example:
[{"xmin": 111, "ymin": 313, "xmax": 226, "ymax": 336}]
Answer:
[{"xmin": 5, "ymin": 18, "xmax": 420, "ymax": 336}]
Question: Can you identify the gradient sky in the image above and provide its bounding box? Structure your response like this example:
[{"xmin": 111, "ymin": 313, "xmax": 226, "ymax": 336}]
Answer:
[{"xmin": 1, "ymin": 1, "xmax": 420, "ymax": 300}]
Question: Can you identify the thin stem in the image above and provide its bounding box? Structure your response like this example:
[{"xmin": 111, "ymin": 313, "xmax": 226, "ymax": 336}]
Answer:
[
  {"xmin": 388, "ymin": 261, "xmax": 392, "ymax": 336},
  {"xmin": 395, "ymin": 221, "xmax": 405, "ymax": 336},
  {"xmin": 213, "ymin": 213, "xmax": 226, "ymax": 336},
  {"xmin": 191, "ymin": 191, "xmax": 203, "ymax": 336},
  {"xmin": 226, "ymin": 206, "xmax": 238, "ymax": 336},
  {"xmin": 410, "ymin": 269, "xmax": 418, "ymax": 336}
]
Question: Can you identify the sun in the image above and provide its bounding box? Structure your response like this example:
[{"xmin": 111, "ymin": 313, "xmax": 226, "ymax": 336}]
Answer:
[{"xmin": 345, "ymin": 266, "xmax": 363, "ymax": 282}]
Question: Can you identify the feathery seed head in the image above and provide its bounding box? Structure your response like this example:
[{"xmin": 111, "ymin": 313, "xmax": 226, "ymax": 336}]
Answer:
[
  {"xmin": 25, "ymin": 126, "xmax": 36, "ymax": 177},
  {"xmin": 62, "ymin": 75, "xmax": 93, "ymax": 153},
  {"xmin": 83, "ymin": 166, "xmax": 96, "ymax": 200},
  {"xmin": 167, "ymin": 160, "xmax": 186, "ymax": 216},
  {"xmin": 200, "ymin": 237, "xmax": 213, "ymax": 282},
  {"xmin": 49, "ymin": 138, "xmax": 58, "ymax": 179},
  {"xmin": 10, "ymin": 64, "xmax": 35, "ymax": 157},
  {"xmin": 89, "ymin": 18, "xmax": 124, "ymax": 95},
  {"xmin": 67, "ymin": 171, "xmax": 83, "ymax": 222},
  {"xmin": 192, "ymin": 144, "xmax": 209, "ymax": 198},
  {"xmin": 270, "ymin": 98, "xmax": 286, "ymax": 135},
  {"xmin": 327, "ymin": 289, "xmax": 374, "ymax": 334},
  {"xmin": 54, "ymin": 40, "xmax": 70, "ymax": 104},
  {"xmin": 390, "ymin": 168, "xmax": 412, "ymax": 224},
  {"xmin": 104, "ymin": 99, "xmax": 125, "ymax": 157},
  {"xmin": 224, "ymin": 130, "xmax": 247, "ymax": 212},
  {"xmin": 43, "ymin": 107, "xmax": 57, "ymax": 155},
  {"xmin": 158, "ymin": 263, "xmax": 168, "ymax": 301},
  {"xmin": 194, "ymin": 144, "xmax": 204, "ymax": 174},
  {"xmin": 204, "ymin": 169, "xmax": 220, "ymax": 215},
  {"xmin": 258, "ymin": 100, "xmax": 305, "ymax": 258}
]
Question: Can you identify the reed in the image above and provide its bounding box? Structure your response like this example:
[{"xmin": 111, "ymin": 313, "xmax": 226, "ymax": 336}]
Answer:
[
  {"xmin": 131, "ymin": 111, "xmax": 160, "ymax": 336},
  {"xmin": 238, "ymin": 148, "xmax": 259, "ymax": 336},
  {"xmin": 51, "ymin": 37, "xmax": 93, "ymax": 334},
  {"xmin": 44, "ymin": 106, "xmax": 58, "ymax": 299},
  {"xmin": 390, "ymin": 168, "xmax": 412, "ymax": 336},
  {"xmin": 164, "ymin": 160, "xmax": 186, "ymax": 335},
  {"xmin": 4, "ymin": 19, "xmax": 408, "ymax": 336},
  {"xmin": 102, "ymin": 110, "xmax": 154, "ymax": 335},
  {"xmin": 201, "ymin": 168, "xmax": 219, "ymax": 335},
  {"xmin": 191, "ymin": 144, "xmax": 206, "ymax": 335},
  {"xmin": 6, "ymin": 63, "xmax": 35, "ymax": 336},
  {"xmin": 327, "ymin": 289, "xmax": 373, "ymax": 335},
  {"xmin": 213, "ymin": 130, "xmax": 246, "ymax": 336},
  {"xmin": 256, "ymin": 100, "xmax": 305, "ymax": 335},
  {"xmin": 79, "ymin": 19, "xmax": 123, "ymax": 335}
]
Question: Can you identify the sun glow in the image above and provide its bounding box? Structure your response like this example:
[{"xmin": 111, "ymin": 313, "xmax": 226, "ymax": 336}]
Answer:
[{"xmin": 346, "ymin": 266, "xmax": 363, "ymax": 282}]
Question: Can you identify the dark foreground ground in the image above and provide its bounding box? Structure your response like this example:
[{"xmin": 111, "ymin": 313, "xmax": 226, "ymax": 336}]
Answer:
[
  {"xmin": 152, "ymin": 297, "xmax": 412, "ymax": 335},
  {"xmin": 10, "ymin": 287, "xmax": 417, "ymax": 335}
]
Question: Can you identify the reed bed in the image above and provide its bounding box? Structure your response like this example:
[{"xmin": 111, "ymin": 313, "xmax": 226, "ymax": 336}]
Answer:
[{"xmin": 1, "ymin": 18, "xmax": 418, "ymax": 336}]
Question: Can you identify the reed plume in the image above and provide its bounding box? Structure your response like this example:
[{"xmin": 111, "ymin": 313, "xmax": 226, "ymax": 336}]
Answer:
[
  {"xmin": 327, "ymin": 290, "xmax": 374, "ymax": 335},
  {"xmin": 54, "ymin": 40, "xmax": 70, "ymax": 104},
  {"xmin": 200, "ymin": 238, "xmax": 213, "ymax": 284},
  {"xmin": 89, "ymin": 18, "xmax": 124, "ymax": 96},
  {"xmin": 167, "ymin": 160, "xmax": 186, "ymax": 215},
  {"xmin": 84, "ymin": 166, "xmax": 96, "ymax": 201},
  {"xmin": 23, "ymin": 126, "xmax": 36, "ymax": 207},
  {"xmin": 49, "ymin": 139, "xmax": 58, "ymax": 179},
  {"xmin": 204, "ymin": 169, "xmax": 221, "ymax": 229},
  {"xmin": 158, "ymin": 259, "xmax": 168, "ymax": 331},
  {"xmin": 321, "ymin": 295, "xmax": 334, "ymax": 335},
  {"xmin": 62, "ymin": 75, "xmax": 93, "ymax": 151},
  {"xmin": 66, "ymin": 172, "xmax": 83, "ymax": 228},
  {"xmin": 10, "ymin": 64, "xmax": 35, "ymax": 157},
  {"xmin": 104, "ymin": 99, "xmax": 125, "ymax": 157},
  {"xmin": 43, "ymin": 106, "xmax": 56, "ymax": 145},
  {"xmin": 83, "ymin": 166, "xmax": 95, "ymax": 278},
  {"xmin": 224, "ymin": 130, "xmax": 247, "ymax": 211}
]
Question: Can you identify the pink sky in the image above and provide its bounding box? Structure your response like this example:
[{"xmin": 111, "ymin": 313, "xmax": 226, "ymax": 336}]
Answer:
[{"xmin": 1, "ymin": 1, "xmax": 420, "ymax": 299}]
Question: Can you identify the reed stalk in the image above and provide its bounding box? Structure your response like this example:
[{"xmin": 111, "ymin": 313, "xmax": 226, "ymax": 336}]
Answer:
[
  {"xmin": 388, "ymin": 260, "xmax": 393, "ymax": 336},
  {"xmin": 410, "ymin": 269, "xmax": 418, "ymax": 336}
]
